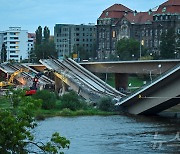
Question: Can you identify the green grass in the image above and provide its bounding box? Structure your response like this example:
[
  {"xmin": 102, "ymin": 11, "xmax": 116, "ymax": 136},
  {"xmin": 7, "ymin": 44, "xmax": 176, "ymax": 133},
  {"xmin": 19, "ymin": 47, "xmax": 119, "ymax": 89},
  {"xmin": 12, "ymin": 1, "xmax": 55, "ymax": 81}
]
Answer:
[
  {"xmin": 106, "ymin": 75, "xmax": 144, "ymax": 89},
  {"xmin": 35, "ymin": 108, "xmax": 118, "ymax": 119},
  {"xmin": 128, "ymin": 76, "xmax": 144, "ymax": 87}
]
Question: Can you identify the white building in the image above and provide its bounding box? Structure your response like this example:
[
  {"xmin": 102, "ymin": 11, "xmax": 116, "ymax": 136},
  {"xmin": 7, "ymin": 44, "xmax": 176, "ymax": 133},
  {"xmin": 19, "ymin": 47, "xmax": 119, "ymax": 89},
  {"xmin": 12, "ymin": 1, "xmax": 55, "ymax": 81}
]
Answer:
[{"xmin": 2, "ymin": 27, "xmax": 29, "ymax": 62}]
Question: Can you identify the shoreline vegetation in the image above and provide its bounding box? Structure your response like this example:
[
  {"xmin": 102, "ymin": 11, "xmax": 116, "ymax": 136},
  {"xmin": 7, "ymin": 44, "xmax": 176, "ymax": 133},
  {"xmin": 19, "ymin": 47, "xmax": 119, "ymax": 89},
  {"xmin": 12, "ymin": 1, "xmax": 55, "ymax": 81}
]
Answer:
[
  {"xmin": 0, "ymin": 89, "xmax": 120, "ymax": 120},
  {"xmin": 35, "ymin": 108, "xmax": 119, "ymax": 120},
  {"xmin": 0, "ymin": 88, "xmax": 179, "ymax": 120}
]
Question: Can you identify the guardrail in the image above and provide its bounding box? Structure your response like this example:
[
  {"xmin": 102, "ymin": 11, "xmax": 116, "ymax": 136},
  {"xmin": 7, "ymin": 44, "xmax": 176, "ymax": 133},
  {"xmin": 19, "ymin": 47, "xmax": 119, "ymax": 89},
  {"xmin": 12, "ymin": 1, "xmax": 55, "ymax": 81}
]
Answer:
[{"xmin": 117, "ymin": 63, "xmax": 180, "ymax": 104}]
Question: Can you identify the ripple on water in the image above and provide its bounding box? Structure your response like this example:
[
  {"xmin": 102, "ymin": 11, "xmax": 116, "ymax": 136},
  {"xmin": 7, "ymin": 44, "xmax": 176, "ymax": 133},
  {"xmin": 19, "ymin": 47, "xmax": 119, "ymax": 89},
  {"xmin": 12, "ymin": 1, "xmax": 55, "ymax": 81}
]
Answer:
[{"xmin": 33, "ymin": 115, "xmax": 180, "ymax": 154}]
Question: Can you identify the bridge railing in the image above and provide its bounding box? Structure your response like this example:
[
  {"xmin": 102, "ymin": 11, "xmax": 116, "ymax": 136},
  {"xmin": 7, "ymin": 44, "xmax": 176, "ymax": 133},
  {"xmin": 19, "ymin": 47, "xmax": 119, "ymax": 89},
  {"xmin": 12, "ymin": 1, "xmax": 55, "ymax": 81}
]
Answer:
[{"xmin": 119, "ymin": 63, "xmax": 180, "ymax": 103}]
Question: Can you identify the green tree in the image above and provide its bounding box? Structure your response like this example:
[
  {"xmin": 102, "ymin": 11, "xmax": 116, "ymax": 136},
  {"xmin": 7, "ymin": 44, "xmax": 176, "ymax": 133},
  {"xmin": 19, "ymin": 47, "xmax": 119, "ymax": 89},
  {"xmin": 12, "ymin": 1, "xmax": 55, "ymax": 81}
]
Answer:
[
  {"xmin": 44, "ymin": 26, "xmax": 50, "ymax": 42},
  {"xmin": 73, "ymin": 45, "xmax": 88, "ymax": 60},
  {"xmin": 116, "ymin": 38, "xmax": 139, "ymax": 60},
  {"xmin": 160, "ymin": 28, "xmax": 176, "ymax": 59},
  {"xmin": 98, "ymin": 97, "xmax": 114, "ymax": 112},
  {"xmin": 35, "ymin": 26, "xmax": 42, "ymax": 45},
  {"xmin": 1, "ymin": 43, "xmax": 7, "ymax": 62},
  {"xmin": 33, "ymin": 26, "xmax": 57, "ymax": 61},
  {"xmin": 32, "ymin": 90, "xmax": 56, "ymax": 110},
  {"xmin": 0, "ymin": 89, "xmax": 70, "ymax": 153},
  {"xmin": 59, "ymin": 91, "xmax": 85, "ymax": 111}
]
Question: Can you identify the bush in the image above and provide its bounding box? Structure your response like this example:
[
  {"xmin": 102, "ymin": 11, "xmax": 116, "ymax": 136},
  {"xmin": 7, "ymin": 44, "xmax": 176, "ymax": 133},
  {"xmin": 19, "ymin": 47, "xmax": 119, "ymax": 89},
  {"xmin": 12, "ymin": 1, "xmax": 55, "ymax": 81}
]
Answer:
[
  {"xmin": 59, "ymin": 91, "xmax": 86, "ymax": 111},
  {"xmin": 98, "ymin": 97, "xmax": 114, "ymax": 112},
  {"xmin": 33, "ymin": 90, "xmax": 56, "ymax": 110}
]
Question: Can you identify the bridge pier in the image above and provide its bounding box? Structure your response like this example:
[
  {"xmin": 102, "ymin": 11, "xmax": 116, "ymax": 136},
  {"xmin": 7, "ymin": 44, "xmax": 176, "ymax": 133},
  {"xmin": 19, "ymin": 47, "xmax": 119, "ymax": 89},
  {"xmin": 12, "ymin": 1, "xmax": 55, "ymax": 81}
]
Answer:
[
  {"xmin": 55, "ymin": 76, "xmax": 68, "ymax": 95},
  {"xmin": 115, "ymin": 73, "xmax": 128, "ymax": 92}
]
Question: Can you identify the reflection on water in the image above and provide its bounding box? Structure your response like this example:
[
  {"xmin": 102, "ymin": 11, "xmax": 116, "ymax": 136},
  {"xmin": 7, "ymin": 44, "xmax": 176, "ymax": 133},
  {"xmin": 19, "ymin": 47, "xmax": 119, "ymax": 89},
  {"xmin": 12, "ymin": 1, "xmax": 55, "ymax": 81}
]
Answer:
[{"xmin": 33, "ymin": 115, "xmax": 180, "ymax": 154}]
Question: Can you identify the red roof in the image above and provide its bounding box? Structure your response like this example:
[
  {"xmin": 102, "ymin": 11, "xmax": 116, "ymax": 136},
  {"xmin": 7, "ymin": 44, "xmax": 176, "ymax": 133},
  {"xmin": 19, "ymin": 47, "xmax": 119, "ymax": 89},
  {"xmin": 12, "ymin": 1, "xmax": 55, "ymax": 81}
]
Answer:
[
  {"xmin": 99, "ymin": 4, "xmax": 132, "ymax": 19},
  {"xmin": 28, "ymin": 33, "xmax": 36, "ymax": 38},
  {"xmin": 156, "ymin": 0, "xmax": 180, "ymax": 14},
  {"xmin": 125, "ymin": 12, "xmax": 153, "ymax": 24},
  {"xmin": 104, "ymin": 4, "xmax": 132, "ymax": 12}
]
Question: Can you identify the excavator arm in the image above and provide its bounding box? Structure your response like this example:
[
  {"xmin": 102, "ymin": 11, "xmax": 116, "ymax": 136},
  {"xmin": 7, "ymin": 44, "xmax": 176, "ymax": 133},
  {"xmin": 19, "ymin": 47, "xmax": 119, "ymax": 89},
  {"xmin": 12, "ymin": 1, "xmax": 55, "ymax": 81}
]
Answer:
[{"xmin": 0, "ymin": 68, "xmax": 28, "ymax": 88}]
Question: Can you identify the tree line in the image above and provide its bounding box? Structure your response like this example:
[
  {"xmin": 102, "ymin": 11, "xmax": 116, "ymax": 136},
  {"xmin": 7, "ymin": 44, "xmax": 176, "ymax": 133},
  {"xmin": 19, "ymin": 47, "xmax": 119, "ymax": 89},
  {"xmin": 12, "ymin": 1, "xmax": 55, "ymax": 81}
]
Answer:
[
  {"xmin": 30, "ymin": 26, "xmax": 57, "ymax": 62},
  {"xmin": 115, "ymin": 28, "xmax": 180, "ymax": 60}
]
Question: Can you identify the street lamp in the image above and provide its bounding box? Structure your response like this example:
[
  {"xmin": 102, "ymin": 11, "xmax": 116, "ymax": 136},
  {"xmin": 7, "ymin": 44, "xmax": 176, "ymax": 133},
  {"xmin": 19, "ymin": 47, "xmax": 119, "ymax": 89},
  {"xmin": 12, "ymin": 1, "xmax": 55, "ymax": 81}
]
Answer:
[
  {"xmin": 143, "ymin": 69, "xmax": 157, "ymax": 83},
  {"xmin": 104, "ymin": 66, "xmax": 113, "ymax": 94},
  {"xmin": 174, "ymin": 51, "xmax": 177, "ymax": 59},
  {"xmin": 158, "ymin": 64, "xmax": 162, "ymax": 75},
  {"xmin": 132, "ymin": 54, "xmax": 134, "ymax": 60}
]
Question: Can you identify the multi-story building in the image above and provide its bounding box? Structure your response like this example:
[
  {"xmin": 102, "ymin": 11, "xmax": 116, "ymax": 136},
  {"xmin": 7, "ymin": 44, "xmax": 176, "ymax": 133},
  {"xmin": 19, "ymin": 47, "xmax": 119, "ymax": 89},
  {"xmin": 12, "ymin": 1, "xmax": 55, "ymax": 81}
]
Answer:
[
  {"xmin": 96, "ymin": 0, "xmax": 180, "ymax": 59},
  {"xmin": 0, "ymin": 32, "xmax": 4, "ymax": 52},
  {"xmin": 2, "ymin": 27, "xmax": 29, "ymax": 62},
  {"xmin": 28, "ymin": 33, "xmax": 36, "ymax": 52},
  {"xmin": 54, "ymin": 24, "xmax": 96, "ymax": 59},
  {"xmin": 0, "ymin": 27, "xmax": 36, "ymax": 62}
]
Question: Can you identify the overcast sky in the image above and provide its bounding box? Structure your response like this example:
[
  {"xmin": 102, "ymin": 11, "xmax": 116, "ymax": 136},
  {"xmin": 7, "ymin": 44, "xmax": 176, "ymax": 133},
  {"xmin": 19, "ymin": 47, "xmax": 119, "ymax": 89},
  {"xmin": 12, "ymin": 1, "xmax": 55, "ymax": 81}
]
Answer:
[{"xmin": 0, "ymin": 0, "xmax": 166, "ymax": 34}]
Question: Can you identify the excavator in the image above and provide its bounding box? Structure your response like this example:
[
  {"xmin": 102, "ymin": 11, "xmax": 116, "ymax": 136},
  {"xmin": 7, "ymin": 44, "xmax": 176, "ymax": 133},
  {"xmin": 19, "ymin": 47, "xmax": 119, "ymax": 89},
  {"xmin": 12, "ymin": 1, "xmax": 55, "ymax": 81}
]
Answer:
[
  {"xmin": 25, "ymin": 72, "xmax": 43, "ymax": 96},
  {"xmin": 0, "ymin": 68, "xmax": 27, "ymax": 88}
]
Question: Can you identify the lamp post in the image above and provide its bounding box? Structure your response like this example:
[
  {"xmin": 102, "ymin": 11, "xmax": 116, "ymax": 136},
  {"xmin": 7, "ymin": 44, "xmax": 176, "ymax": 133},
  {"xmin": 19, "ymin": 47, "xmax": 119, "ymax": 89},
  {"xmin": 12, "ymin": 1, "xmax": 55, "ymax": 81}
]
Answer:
[
  {"xmin": 63, "ymin": 40, "xmax": 66, "ymax": 59},
  {"xmin": 143, "ymin": 69, "xmax": 157, "ymax": 83},
  {"xmin": 104, "ymin": 66, "xmax": 113, "ymax": 94},
  {"xmin": 132, "ymin": 54, "xmax": 134, "ymax": 60},
  {"xmin": 174, "ymin": 51, "xmax": 177, "ymax": 59},
  {"xmin": 158, "ymin": 64, "xmax": 162, "ymax": 75}
]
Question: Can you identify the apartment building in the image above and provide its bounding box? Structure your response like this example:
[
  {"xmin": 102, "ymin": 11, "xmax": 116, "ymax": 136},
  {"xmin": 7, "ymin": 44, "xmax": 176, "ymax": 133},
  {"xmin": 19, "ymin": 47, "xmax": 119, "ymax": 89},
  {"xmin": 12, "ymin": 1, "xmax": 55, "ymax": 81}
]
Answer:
[
  {"xmin": 54, "ymin": 24, "xmax": 96, "ymax": 59},
  {"xmin": 0, "ymin": 27, "xmax": 29, "ymax": 62}
]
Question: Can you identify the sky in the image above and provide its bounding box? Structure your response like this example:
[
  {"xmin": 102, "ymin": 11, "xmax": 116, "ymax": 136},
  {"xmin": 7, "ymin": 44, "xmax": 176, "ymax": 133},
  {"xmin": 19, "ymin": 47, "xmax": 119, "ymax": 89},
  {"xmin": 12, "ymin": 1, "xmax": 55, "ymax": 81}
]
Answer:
[{"xmin": 0, "ymin": 0, "xmax": 167, "ymax": 34}]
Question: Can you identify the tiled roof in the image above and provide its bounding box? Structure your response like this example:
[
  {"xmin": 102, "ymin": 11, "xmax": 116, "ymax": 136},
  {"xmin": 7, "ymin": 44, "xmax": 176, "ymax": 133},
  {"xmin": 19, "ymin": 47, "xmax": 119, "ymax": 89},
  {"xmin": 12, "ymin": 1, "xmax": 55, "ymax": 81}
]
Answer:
[
  {"xmin": 99, "ymin": 4, "xmax": 132, "ymax": 19},
  {"xmin": 104, "ymin": 4, "xmax": 132, "ymax": 12},
  {"xmin": 161, "ymin": 0, "xmax": 180, "ymax": 6},
  {"xmin": 28, "ymin": 33, "xmax": 36, "ymax": 38},
  {"xmin": 99, "ymin": 12, "xmax": 125, "ymax": 19},
  {"xmin": 156, "ymin": 0, "xmax": 180, "ymax": 14},
  {"xmin": 124, "ymin": 12, "xmax": 153, "ymax": 24}
]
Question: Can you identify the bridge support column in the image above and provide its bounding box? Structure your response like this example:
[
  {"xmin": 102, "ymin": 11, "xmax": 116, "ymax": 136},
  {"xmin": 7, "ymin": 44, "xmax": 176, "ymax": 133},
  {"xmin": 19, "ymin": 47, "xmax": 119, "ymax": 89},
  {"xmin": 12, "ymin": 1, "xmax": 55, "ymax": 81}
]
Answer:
[
  {"xmin": 55, "ymin": 76, "xmax": 62, "ymax": 92},
  {"xmin": 115, "ymin": 73, "xmax": 128, "ymax": 92},
  {"xmin": 55, "ymin": 76, "xmax": 68, "ymax": 96}
]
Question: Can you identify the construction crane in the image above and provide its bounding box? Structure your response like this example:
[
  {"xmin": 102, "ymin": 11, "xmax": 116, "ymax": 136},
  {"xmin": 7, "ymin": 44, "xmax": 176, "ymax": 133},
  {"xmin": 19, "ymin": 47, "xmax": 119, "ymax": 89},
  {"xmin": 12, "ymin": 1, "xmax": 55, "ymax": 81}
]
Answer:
[{"xmin": 0, "ymin": 68, "xmax": 28, "ymax": 88}]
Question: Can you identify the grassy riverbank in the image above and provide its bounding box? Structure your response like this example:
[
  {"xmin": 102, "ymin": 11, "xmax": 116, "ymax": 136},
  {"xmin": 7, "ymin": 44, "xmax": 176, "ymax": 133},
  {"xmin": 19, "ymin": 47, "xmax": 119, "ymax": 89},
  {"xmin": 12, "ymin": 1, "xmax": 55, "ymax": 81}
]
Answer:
[
  {"xmin": 35, "ymin": 108, "xmax": 118, "ymax": 119},
  {"xmin": 0, "ymin": 90, "xmax": 119, "ymax": 120}
]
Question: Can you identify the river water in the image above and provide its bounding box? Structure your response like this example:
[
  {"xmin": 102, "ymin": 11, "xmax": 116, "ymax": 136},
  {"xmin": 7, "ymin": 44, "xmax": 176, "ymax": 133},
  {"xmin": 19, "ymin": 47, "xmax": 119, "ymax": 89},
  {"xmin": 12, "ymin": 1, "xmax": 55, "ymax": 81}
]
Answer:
[{"xmin": 33, "ymin": 115, "xmax": 180, "ymax": 154}]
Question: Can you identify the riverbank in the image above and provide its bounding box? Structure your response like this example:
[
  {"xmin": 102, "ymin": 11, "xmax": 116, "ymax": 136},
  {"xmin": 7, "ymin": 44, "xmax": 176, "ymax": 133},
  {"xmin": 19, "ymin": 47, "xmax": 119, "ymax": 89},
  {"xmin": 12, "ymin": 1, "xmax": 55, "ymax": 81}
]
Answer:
[{"xmin": 35, "ymin": 108, "xmax": 119, "ymax": 120}]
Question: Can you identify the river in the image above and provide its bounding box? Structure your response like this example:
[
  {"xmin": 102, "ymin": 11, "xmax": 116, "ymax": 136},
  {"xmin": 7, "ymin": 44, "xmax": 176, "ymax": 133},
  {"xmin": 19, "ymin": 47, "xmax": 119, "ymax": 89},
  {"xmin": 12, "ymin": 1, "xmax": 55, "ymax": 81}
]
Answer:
[{"xmin": 33, "ymin": 115, "xmax": 180, "ymax": 154}]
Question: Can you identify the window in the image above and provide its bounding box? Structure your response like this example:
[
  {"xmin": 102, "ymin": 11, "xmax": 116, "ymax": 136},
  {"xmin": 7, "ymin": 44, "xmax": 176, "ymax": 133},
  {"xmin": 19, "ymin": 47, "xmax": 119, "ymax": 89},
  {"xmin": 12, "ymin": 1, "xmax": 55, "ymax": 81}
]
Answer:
[
  {"xmin": 10, "ymin": 51, "xmax": 16, "ymax": 53},
  {"xmin": 76, "ymin": 28, "xmax": 80, "ymax": 31},
  {"xmin": 150, "ymin": 30, "xmax": 153, "ymax": 36},
  {"xmin": 112, "ymin": 31, "xmax": 116, "ymax": 38},
  {"xmin": 10, "ymin": 42, "xmax": 16, "ymax": 44},
  {"xmin": 155, "ymin": 29, "xmax": 158, "ymax": 36},
  {"xmin": 178, "ymin": 28, "xmax": 180, "ymax": 34},
  {"xmin": 10, "ymin": 55, "xmax": 18, "ymax": 57},
  {"xmin": 162, "ymin": 7, "xmax": 166, "ymax": 13}
]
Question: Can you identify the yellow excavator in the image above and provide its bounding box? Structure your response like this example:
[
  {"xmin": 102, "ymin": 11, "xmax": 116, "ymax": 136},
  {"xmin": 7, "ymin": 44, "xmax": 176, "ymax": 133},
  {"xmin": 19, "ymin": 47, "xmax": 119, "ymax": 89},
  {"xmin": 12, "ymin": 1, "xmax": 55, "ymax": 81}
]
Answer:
[{"xmin": 0, "ymin": 68, "xmax": 28, "ymax": 88}]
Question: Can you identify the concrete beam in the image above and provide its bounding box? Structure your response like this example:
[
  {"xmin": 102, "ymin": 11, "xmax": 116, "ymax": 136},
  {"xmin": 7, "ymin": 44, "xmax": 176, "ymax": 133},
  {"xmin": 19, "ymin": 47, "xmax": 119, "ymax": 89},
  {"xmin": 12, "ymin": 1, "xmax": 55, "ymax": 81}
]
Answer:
[
  {"xmin": 81, "ymin": 60, "xmax": 180, "ymax": 74},
  {"xmin": 125, "ymin": 70, "xmax": 180, "ymax": 115}
]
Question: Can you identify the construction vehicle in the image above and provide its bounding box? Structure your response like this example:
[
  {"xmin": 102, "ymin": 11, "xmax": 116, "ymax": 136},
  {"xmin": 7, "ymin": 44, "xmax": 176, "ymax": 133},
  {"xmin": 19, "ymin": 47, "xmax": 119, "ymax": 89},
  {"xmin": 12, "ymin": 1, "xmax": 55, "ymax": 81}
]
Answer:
[
  {"xmin": 25, "ymin": 72, "xmax": 43, "ymax": 96},
  {"xmin": 0, "ymin": 68, "xmax": 27, "ymax": 88}
]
